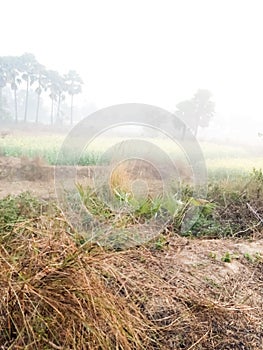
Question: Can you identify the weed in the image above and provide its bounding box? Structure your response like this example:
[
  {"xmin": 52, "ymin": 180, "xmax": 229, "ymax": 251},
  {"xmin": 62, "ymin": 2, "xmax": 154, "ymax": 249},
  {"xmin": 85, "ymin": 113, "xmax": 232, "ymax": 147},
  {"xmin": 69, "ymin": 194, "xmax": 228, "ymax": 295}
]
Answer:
[
  {"xmin": 244, "ymin": 252, "xmax": 254, "ymax": 263},
  {"xmin": 222, "ymin": 252, "xmax": 232, "ymax": 263},
  {"xmin": 75, "ymin": 168, "xmax": 263, "ymax": 243},
  {"xmin": 153, "ymin": 234, "xmax": 169, "ymax": 250},
  {"xmin": 221, "ymin": 252, "xmax": 239, "ymax": 263},
  {"xmin": 254, "ymin": 252, "xmax": 262, "ymax": 262},
  {"xmin": 243, "ymin": 252, "xmax": 263, "ymax": 264},
  {"xmin": 0, "ymin": 192, "xmax": 46, "ymax": 232},
  {"xmin": 209, "ymin": 252, "xmax": 217, "ymax": 259}
]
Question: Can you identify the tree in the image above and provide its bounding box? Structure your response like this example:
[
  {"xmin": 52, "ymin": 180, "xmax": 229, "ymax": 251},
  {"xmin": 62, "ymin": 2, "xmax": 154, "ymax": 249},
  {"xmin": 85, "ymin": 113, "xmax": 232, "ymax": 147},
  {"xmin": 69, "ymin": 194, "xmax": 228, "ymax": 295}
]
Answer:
[
  {"xmin": 0, "ymin": 53, "xmax": 84, "ymax": 125},
  {"xmin": 20, "ymin": 53, "xmax": 39, "ymax": 122},
  {"xmin": 5, "ymin": 56, "xmax": 22, "ymax": 123},
  {"xmin": 0, "ymin": 57, "xmax": 8, "ymax": 120},
  {"xmin": 192, "ymin": 89, "xmax": 215, "ymax": 135},
  {"xmin": 34, "ymin": 64, "xmax": 47, "ymax": 124},
  {"xmin": 64, "ymin": 70, "xmax": 83, "ymax": 125},
  {"xmin": 46, "ymin": 70, "xmax": 61, "ymax": 125},
  {"xmin": 175, "ymin": 89, "xmax": 215, "ymax": 137},
  {"xmin": 55, "ymin": 75, "xmax": 67, "ymax": 125}
]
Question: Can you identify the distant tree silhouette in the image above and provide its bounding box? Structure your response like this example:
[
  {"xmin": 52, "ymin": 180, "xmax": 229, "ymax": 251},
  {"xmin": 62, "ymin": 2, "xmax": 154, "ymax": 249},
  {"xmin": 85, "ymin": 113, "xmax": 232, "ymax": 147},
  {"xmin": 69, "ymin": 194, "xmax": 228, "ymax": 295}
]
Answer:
[
  {"xmin": 20, "ymin": 53, "xmax": 39, "ymax": 122},
  {"xmin": 175, "ymin": 89, "xmax": 215, "ymax": 137},
  {"xmin": 46, "ymin": 70, "xmax": 60, "ymax": 125},
  {"xmin": 34, "ymin": 64, "xmax": 48, "ymax": 124},
  {"xmin": 0, "ymin": 57, "xmax": 8, "ymax": 120},
  {"xmin": 5, "ymin": 56, "xmax": 22, "ymax": 123},
  {"xmin": 64, "ymin": 70, "xmax": 83, "ymax": 125}
]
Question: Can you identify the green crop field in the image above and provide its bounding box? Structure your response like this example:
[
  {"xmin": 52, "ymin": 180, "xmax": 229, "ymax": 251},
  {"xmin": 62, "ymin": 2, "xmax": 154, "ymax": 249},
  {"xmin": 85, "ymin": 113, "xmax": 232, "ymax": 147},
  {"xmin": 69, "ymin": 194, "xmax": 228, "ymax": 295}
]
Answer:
[{"xmin": 1, "ymin": 134, "xmax": 262, "ymax": 177}]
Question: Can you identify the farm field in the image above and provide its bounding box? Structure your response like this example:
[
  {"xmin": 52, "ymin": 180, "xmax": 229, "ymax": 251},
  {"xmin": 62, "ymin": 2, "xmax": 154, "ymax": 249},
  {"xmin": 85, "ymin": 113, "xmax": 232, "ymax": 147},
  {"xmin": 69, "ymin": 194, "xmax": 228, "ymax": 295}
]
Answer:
[
  {"xmin": 1, "ymin": 130, "xmax": 263, "ymax": 166},
  {"xmin": 0, "ymin": 128, "xmax": 263, "ymax": 349},
  {"xmin": 1, "ymin": 130, "xmax": 263, "ymax": 199}
]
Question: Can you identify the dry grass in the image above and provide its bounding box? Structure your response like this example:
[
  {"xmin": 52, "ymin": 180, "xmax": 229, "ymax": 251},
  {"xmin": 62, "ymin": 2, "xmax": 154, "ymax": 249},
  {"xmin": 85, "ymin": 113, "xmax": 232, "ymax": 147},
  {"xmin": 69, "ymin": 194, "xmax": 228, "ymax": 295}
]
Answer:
[
  {"xmin": 1, "ymin": 204, "xmax": 263, "ymax": 349},
  {"xmin": 0, "ymin": 215, "xmax": 151, "ymax": 349},
  {"xmin": 110, "ymin": 161, "xmax": 133, "ymax": 196},
  {"xmin": 103, "ymin": 238, "xmax": 263, "ymax": 349},
  {"xmin": 108, "ymin": 158, "xmax": 189, "ymax": 200}
]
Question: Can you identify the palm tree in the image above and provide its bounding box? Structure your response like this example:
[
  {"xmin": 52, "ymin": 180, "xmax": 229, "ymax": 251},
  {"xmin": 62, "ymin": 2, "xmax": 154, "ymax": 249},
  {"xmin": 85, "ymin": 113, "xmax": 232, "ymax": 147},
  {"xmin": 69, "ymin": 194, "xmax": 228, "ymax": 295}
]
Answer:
[
  {"xmin": 20, "ymin": 53, "xmax": 39, "ymax": 122},
  {"xmin": 56, "ymin": 75, "xmax": 67, "ymax": 125},
  {"xmin": 34, "ymin": 64, "xmax": 47, "ymax": 123},
  {"xmin": 64, "ymin": 70, "xmax": 83, "ymax": 125},
  {"xmin": 5, "ymin": 56, "xmax": 22, "ymax": 123},
  {"xmin": 0, "ymin": 57, "xmax": 7, "ymax": 120},
  {"xmin": 46, "ymin": 70, "xmax": 61, "ymax": 125}
]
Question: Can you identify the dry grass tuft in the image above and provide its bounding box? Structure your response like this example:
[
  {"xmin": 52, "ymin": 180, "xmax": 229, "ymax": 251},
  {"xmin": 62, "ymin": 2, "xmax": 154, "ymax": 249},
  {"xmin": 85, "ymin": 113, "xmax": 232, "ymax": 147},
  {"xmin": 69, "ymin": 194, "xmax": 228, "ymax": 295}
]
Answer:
[
  {"xmin": 0, "ymin": 215, "xmax": 152, "ymax": 349},
  {"xmin": 109, "ymin": 159, "xmax": 164, "ymax": 199},
  {"xmin": 110, "ymin": 161, "xmax": 132, "ymax": 196}
]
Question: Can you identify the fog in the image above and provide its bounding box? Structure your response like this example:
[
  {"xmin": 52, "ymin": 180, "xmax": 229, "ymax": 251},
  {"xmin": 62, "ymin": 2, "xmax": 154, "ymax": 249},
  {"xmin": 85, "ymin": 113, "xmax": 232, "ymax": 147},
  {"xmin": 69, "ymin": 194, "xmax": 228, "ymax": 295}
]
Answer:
[{"xmin": 0, "ymin": 0, "xmax": 263, "ymax": 146}]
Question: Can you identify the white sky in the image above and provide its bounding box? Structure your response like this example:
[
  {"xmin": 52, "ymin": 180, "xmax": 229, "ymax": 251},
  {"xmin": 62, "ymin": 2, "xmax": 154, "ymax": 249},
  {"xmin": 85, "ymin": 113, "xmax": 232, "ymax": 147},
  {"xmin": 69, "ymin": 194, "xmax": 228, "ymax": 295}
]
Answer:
[{"xmin": 1, "ymin": 0, "xmax": 263, "ymax": 131}]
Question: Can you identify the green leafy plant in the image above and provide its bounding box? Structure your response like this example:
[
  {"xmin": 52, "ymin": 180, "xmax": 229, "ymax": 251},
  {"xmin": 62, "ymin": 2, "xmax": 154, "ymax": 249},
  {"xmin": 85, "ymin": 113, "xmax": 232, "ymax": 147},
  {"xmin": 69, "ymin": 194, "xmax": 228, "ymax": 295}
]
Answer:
[
  {"xmin": 221, "ymin": 252, "xmax": 239, "ymax": 263},
  {"xmin": 221, "ymin": 252, "xmax": 232, "ymax": 263}
]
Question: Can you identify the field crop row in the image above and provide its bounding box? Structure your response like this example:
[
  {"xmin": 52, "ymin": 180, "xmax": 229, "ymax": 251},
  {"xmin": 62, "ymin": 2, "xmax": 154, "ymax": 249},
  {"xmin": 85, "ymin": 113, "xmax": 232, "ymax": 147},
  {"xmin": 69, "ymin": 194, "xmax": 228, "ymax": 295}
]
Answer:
[{"xmin": 0, "ymin": 135, "xmax": 262, "ymax": 177}]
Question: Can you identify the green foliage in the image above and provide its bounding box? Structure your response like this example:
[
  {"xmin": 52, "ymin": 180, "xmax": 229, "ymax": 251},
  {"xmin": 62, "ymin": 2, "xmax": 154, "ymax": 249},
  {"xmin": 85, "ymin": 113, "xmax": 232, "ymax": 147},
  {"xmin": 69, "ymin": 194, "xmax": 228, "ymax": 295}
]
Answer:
[
  {"xmin": 76, "ymin": 164, "xmax": 263, "ymax": 244},
  {"xmin": 77, "ymin": 184, "xmax": 167, "ymax": 225},
  {"xmin": 133, "ymin": 197, "xmax": 162, "ymax": 219},
  {"xmin": 221, "ymin": 252, "xmax": 232, "ymax": 263},
  {"xmin": 182, "ymin": 200, "xmax": 227, "ymax": 237},
  {"xmin": 244, "ymin": 252, "xmax": 262, "ymax": 264},
  {"xmin": 153, "ymin": 234, "xmax": 168, "ymax": 250},
  {"xmin": 251, "ymin": 168, "xmax": 263, "ymax": 183},
  {"xmin": 0, "ymin": 135, "xmax": 101, "ymax": 165},
  {"xmin": 244, "ymin": 252, "xmax": 253, "ymax": 263},
  {"xmin": 0, "ymin": 192, "xmax": 44, "ymax": 232},
  {"xmin": 221, "ymin": 252, "xmax": 239, "ymax": 263},
  {"xmin": 76, "ymin": 184, "xmax": 113, "ymax": 220},
  {"xmin": 250, "ymin": 168, "xmax": 263, "ymax": 197}
]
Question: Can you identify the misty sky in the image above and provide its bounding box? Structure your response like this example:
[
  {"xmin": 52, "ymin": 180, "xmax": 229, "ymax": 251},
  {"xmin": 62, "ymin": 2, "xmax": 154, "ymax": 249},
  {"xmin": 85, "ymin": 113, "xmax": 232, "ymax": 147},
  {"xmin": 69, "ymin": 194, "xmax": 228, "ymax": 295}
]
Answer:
[{"xmin": 1, "ymin": 0, "xmax": 262, "ymax": 132}]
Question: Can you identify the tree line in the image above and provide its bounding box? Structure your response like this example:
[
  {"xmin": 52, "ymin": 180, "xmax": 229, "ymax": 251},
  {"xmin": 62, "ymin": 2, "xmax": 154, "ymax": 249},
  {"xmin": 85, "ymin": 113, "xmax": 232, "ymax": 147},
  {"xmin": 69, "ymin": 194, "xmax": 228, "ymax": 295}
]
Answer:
[{"xmin": 0, "ymin": 53, "xmax": 83, "ymax": 125}]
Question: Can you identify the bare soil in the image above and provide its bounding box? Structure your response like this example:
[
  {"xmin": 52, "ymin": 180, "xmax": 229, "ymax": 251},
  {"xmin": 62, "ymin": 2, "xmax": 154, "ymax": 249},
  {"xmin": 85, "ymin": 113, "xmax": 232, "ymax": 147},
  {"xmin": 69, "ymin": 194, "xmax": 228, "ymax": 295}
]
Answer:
[
  {"xmin": 0, "ymin": 155, "xmax": 188, "ymax": 199},
  {"xmin": 0, "ymin": 156, "xmax": 107, "ymax": 199}
]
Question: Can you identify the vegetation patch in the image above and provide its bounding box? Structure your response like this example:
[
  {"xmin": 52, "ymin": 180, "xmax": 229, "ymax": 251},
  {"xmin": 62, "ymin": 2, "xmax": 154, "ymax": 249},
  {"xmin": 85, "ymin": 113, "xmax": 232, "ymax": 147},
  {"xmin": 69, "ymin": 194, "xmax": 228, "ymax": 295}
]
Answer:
[{"xmin": 0, "ymin": 190, "xmax": 262, "ymax": 349}]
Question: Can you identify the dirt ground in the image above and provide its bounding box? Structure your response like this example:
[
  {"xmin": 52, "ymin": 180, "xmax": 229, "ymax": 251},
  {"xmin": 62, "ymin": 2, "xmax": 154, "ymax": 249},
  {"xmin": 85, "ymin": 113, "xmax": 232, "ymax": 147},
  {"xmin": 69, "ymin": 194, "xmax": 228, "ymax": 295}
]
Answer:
[
  {"xmin": 0, "ymin": 155, "xmax": 186, "ymax": 199},
  {"xmin": 0, "ymin": 156, "xmax": 107, "ymax": 200},
  {"xmin": 0, "ymin": 156, "xmax": 55, "ymax": 199}
]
